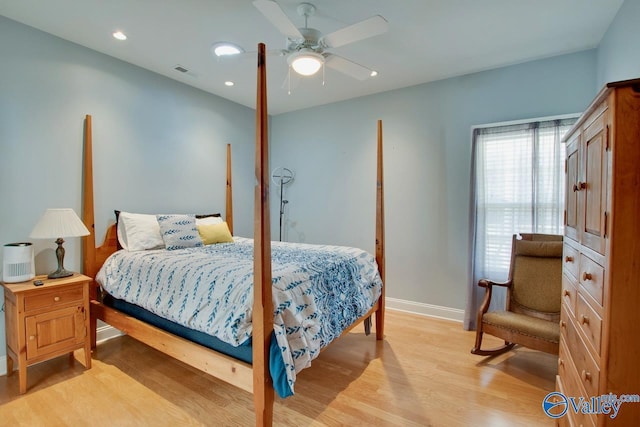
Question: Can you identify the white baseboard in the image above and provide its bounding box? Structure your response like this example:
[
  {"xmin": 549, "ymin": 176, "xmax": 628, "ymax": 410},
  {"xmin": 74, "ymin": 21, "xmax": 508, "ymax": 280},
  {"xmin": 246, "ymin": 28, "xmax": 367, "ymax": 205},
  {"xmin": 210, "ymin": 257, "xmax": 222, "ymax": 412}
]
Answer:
[
  {"xmin": 385, "ymin": 297, "xmax": 464, "ymax": 322},
  {"xmin": 97, "ymin": 324, "xmax": 123, "ymax": 344},
  {"xmin": 0, "ymin": 327, "xmax": 122, "ymax": 377}
]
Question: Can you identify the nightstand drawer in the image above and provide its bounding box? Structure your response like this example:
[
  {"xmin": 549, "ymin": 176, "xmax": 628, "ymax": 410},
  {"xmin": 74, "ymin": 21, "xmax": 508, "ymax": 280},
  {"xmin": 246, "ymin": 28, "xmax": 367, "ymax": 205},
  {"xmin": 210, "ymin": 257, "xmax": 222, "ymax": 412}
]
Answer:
[{"xmin": 24, "ymin": 286, "xmax": 84, "ymax": 312}]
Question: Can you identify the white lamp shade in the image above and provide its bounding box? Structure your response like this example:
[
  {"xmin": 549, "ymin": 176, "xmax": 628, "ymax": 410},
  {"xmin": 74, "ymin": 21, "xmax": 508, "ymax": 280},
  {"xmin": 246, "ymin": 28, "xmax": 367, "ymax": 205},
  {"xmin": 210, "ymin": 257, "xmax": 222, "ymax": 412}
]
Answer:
[
  {"xmin": 30, "ymin": 208, "xmax": 90, "ymax": 239},
  {"xmin": 288, "ymin": 51, "xmax": 324, "ymax": 76}
]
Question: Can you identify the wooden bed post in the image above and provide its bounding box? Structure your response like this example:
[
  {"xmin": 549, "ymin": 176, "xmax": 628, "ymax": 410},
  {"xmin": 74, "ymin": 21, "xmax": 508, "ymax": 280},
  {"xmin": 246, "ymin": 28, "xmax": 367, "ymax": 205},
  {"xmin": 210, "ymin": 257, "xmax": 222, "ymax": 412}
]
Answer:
[
  {"xmin": 253, "ymin": 43, "xmax": 274, "ymax": 427},
  {"xmin": 375, "ymin": 119, "xmax": 385, "ymax": 340},
  {"xmin": 82, "ymin": 114, "xmax": 97, "ymax": 280},
  {"xmin": 82, "ymin": 114, "xmax": 98, "ymax": 349},
  {"xmin": 226, "ymin": 143, "xmax": 234, "ymax": 235}
]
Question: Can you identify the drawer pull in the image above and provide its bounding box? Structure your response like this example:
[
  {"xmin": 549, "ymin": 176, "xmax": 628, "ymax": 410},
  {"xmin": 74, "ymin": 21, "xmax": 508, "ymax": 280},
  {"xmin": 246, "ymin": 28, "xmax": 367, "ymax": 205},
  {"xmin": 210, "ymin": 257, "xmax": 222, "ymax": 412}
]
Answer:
[
  {"xmin": 560, "ymin": 320, "xmax": 566, "ymax": 328},
  {"xmin": 54, "ymin": 296, "xmax": 61, "ymax": 302},
  {"xmin": 580, "ymin": 314, "xmax": 590, "ymax": 325},
  {"xmin": 563, "ymin": 289, "xmax": 571, "ymax": 297},
  {"xmin": 582, "ymin": 272, "xmax": 593, "ymax": 281},
  {"xmin": 565, "ymin": 256, "xmax": 574, "ymax": 263},
  {"xmin": 558, "ymin": 358, "xmax": 564, "ymax": 368},
  {"xmin": 581, "ymin": 369, "xmax": 592, "ymax": 382},
  {"xmin": 29, "ymin": 335, "xmax": 35, "ymax": 341}
]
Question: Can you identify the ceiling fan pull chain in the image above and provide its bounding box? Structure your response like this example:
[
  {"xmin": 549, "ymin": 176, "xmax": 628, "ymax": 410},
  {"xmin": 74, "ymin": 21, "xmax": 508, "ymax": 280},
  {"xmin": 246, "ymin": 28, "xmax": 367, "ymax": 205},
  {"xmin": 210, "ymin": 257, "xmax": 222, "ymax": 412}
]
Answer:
[
  {"xmin": 322, "ymin": 62, "xmax": 325, "ymax": 86},
  {"xmin": 287, "ymin": 66, "xmax": 292, "ymax": 95}
]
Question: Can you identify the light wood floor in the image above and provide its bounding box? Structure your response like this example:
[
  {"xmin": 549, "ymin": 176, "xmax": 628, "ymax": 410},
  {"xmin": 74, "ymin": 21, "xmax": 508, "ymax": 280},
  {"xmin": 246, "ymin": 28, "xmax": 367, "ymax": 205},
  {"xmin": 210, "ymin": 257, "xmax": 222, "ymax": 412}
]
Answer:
[{"xmin": 0, "ymin": 310, "xmax": 557, "ymax": 426}]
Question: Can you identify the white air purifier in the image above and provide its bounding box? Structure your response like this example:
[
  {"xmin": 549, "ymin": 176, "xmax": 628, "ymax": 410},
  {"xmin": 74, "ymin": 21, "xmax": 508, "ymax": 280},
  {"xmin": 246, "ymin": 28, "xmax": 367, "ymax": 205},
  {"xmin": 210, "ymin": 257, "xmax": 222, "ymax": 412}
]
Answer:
[{"xmin": 3, "ymin": 242, "xmax": 35, "ymax": 283}]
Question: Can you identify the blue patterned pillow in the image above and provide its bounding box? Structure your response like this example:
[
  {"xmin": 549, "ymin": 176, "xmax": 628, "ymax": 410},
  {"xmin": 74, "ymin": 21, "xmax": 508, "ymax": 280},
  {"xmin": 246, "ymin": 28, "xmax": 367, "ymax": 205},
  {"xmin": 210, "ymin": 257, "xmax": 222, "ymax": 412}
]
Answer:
[{"xmin": 156, "ymin": 214, "xmax": 203, "ymax": 250}]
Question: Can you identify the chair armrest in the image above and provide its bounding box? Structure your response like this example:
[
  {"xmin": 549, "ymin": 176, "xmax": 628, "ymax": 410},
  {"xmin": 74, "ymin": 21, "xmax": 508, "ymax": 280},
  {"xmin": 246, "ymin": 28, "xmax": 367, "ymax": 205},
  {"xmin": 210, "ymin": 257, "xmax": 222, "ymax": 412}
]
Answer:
[
  {"xmin": 478, "ymin": 279, "xmax": 512, "ymax": 288},
  {"xmin": 476, "ymin": 278, "xmax": 512, "ymax": 319}
]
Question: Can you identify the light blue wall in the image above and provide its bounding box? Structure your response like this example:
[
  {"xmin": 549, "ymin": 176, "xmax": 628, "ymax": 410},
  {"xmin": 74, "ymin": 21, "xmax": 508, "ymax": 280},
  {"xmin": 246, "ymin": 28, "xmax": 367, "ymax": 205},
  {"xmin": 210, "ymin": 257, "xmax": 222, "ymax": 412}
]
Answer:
[
  {"xmin": 0, "ymin": 16, "xmax": 255, "ymax": 366},
  {"xmin": 597, "ymin": 0, "xmax": 640, "ymax": 87},
  {"xmin": 2, "ymin": 0, "xmax": 638, "ymax": 367},
  {"xmin": 271, "ymin": 51, "xmax": 597, "ymax": 311}
]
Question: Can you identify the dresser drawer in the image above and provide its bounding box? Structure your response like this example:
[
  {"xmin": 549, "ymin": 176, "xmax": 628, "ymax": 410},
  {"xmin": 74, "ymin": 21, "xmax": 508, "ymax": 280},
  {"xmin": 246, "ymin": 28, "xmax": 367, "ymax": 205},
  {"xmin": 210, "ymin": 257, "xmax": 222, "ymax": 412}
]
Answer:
[
  {"xmin": 575, "ymin": 294, "xmax": 602, "ymax": 355},
  {"xmin": 578, "ymin": 254, "xmax": 604, "ymax": 307},
  {"xmin": 554, "ymin": 374, "xmax": 575, "ymax": 427},
  {"xmin": 558, "ymin": 339, "xmax": 596, "ymax": 427},
  {"xmin": 24, "ymin": 286, "xmax": 84, "ymax": 312},
  {"xmin": 557, "ymin": 339, "xmax": 573, "ymax": 388},
  {"xmin": 562, "ymin": 274, "xmax": 578, "ymax": 316},
  {"xmin": 569, "ymin": 327, "xmax": 600, "ymax": 398},
  {"xmin": 561, "ymin": 305, "xmax": 600, "ymax": 395},
  {"xmin": 563, "ymin": 243, "xmax": 579, "ymax": 280}
]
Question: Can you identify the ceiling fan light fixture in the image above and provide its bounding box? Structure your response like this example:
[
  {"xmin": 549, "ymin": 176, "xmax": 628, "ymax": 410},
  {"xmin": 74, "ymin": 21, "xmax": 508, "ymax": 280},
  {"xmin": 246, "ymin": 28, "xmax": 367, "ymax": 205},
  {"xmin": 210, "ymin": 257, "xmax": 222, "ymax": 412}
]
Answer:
[
  {"xmin": 211, "ymin": 42, "xmax": 244, "ymax": 57},
  {"xmin": 288, "ymin": 50, "xmax": 324, "ymax": 76}
]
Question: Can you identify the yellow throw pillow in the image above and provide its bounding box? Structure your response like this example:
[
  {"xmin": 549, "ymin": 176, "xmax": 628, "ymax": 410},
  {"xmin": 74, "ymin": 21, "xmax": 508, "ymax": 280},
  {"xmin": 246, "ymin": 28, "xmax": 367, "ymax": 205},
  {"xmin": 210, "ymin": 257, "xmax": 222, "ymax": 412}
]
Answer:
[{"xmin": 197, "ymin": 221, "xmax": 233, "ymax": 245}]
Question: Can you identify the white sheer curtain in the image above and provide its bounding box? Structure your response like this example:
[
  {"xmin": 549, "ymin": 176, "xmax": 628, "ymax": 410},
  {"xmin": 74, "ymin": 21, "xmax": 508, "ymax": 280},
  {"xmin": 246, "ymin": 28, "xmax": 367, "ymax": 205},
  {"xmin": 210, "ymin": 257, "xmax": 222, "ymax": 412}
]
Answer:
[{"xmin": 464, "ymin": 117, "xmax": 576, "ymax": 330}]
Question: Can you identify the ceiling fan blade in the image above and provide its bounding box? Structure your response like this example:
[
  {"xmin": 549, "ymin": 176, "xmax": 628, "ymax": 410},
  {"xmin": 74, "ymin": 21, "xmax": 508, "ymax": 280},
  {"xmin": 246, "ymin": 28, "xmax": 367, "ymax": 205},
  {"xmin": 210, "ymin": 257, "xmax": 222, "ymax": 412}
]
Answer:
[
  {"xmin": 253, "ymin": 0, "xmax": 303, "ymax": 40},
  {"xmin": 325, "ymin": 54, "xmax": 374, "ymax": 81},
  {"xmin": 320, "ymin": 15, "xmax": 388, "ymax": 48}
]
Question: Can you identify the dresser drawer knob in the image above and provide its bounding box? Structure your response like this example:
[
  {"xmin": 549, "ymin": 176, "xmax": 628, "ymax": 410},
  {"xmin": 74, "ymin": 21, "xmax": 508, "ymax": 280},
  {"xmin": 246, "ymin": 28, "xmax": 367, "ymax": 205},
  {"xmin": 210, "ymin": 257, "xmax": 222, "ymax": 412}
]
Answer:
[
  {"xmin": 580, "ymin": 314, "xmax": 590, "ymax": 325},
  {"xmin": 29, "ymin": 335, "xmax": 35, "ymax": 341},
  {"xmin": 54, "ymin": 296, "xmax": 61, "ymax": 302},
  {"xmin": 560, "ymin": 320, "xmax": 566, "ymax": 328},
  {"xmin": 565, "ymin": 256, "xmax": 574, "ymax": 263},
  {"xmin": 582, "ymin": 272, "xmax": 593, "ymax": 281},
  {"xmin": 563, "ymin": 289, "xmax": 571, "ymax": 297},
  {"xmin": 581, "ymin": 369, "xmax": 592, "ymax": 382},
  {"xmin": 558, "ymin": 358, "xmax": 564, "ymax": 367}
]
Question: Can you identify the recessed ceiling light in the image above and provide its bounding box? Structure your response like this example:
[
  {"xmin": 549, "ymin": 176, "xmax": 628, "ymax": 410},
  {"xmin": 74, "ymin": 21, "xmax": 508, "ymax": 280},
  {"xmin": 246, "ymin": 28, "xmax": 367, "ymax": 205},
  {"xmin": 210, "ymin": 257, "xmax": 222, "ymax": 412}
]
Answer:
[
  {"xmin": 370, "ymin": 70, "xmax": 378, "ymax": 77},
  {"xmin": 224, "ymin": 81, "xmax": 235, "ymax": 87},
  {"xmin": 112, "ymin": 31, "xmax": 127, "ymax": 41},
  {"xmin": 211, "ymin": 42, "xmax": 244, "ymax": 57}
]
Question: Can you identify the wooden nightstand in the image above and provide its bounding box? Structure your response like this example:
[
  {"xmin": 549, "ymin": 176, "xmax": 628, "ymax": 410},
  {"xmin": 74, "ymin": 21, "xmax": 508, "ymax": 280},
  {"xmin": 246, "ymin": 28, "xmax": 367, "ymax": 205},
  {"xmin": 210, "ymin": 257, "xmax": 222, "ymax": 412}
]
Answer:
[{"xmin": 2, "ymin": 273, "xmax": 92, "ymax": 394}]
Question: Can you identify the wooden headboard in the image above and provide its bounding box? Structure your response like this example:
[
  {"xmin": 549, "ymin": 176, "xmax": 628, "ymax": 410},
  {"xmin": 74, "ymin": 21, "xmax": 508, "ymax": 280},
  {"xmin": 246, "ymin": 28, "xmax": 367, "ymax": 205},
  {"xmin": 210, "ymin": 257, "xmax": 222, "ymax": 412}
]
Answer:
[{"xmin": 80, "ymin": 115, "xmax": 234, "ymax": 286}]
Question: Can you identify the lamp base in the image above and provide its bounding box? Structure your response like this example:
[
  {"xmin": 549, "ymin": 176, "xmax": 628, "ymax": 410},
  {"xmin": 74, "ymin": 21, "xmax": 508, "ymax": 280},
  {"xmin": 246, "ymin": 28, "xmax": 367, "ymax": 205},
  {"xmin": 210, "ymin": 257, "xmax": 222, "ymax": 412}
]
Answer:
[{"xmin": 48, "ymin": 268, "xmax": 74, "ymax": 279}]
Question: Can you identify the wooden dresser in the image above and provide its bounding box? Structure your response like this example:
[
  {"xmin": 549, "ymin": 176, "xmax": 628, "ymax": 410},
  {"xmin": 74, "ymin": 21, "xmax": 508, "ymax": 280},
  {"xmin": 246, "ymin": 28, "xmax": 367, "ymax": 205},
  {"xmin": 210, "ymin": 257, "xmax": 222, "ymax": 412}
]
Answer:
[{"xmin": 556, "ymin": 79, "xmax": 640, "ymax": 426}]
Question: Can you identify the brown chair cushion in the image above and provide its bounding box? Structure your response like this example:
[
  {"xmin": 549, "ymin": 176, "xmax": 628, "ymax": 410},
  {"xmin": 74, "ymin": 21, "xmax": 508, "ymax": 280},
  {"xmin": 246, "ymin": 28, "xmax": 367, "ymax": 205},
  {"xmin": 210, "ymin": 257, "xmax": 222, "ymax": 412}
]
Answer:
[
  {"xmin": 514, "ymin": 240, "xmax": 563, "ymax": 257},
  {"xmin": 511, "ymin": 239, "xmax": 562, "ymax": 313},
  {"xmin": 482, "ymin": 311, "xmax": 560, "ymax": 343}
]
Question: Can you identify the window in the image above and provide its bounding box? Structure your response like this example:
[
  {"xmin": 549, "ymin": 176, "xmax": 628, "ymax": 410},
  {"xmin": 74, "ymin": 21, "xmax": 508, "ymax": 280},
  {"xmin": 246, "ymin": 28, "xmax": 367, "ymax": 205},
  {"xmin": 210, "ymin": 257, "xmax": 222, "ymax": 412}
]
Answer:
[
  {"xmin": 465, "ymin": 116, "xmax": 577, "ymax": 329},
  {"xmin": 472, "ymin": 117, "xmax": 576, "ymax": 279}
]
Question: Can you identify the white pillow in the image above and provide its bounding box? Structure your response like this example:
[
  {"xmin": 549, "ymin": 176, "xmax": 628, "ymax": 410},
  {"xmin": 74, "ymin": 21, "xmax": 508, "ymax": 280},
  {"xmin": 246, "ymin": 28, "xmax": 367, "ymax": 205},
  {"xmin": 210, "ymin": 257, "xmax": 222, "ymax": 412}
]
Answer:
[
  {"xmin": 195, "ymin": 216, "xmax": 224, "ymax": 226},
  {"xmin": 117, "ymin": 212, "xmax": 165, "ymax": 251}
]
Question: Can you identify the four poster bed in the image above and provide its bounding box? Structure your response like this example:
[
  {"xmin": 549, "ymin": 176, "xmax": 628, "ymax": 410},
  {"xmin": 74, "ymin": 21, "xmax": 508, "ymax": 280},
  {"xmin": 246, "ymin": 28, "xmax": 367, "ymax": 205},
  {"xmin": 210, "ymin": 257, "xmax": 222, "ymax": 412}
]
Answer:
[{"xmin": 81, "ymin": 44, "xmax": 385, "ymax": 426}]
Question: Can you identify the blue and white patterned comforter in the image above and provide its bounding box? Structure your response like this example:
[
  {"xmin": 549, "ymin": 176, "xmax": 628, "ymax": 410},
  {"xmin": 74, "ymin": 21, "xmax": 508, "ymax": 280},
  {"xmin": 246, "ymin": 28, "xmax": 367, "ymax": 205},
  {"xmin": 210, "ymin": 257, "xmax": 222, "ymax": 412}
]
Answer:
[{"xmin": 96, "ymin": 237, "xmax": 382, "ymax": 395}]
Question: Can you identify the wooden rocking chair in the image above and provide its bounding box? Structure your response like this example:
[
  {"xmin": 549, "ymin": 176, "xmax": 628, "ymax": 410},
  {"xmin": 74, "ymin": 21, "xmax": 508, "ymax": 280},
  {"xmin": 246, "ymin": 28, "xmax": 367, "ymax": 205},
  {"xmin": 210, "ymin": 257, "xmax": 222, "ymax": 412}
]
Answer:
[{"xmin": 471, "ymin": 233, "xmax": 563, "ymax": 356}]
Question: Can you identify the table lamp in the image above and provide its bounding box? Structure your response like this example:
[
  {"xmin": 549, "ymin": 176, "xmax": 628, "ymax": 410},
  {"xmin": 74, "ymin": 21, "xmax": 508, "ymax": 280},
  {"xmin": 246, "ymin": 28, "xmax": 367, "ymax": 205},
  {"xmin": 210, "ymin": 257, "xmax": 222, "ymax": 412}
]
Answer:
[{"xmin": 30, "ymin": 208, "xmax": 90, "ymax": 279}]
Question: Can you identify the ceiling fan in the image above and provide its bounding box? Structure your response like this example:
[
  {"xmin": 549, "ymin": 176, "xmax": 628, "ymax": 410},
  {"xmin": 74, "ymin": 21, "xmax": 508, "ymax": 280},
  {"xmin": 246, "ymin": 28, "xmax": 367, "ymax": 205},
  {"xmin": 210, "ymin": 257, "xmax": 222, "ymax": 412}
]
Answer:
[{"xmin": 252, "ymin": 0, "xmax": 388, "ymax": 80}]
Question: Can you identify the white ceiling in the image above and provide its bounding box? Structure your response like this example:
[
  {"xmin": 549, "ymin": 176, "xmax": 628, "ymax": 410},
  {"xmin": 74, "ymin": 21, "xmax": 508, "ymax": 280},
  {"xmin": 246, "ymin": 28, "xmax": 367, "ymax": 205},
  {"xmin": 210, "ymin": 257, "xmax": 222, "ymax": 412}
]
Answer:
[{"xmin": 0, "ymin": 0, "xmax": 624, "ymax": 115}]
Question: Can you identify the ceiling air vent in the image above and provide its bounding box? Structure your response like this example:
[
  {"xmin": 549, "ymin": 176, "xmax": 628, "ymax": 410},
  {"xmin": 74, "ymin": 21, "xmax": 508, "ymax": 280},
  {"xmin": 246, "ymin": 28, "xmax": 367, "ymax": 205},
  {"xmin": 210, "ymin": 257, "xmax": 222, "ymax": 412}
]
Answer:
[{"xmin": 173, "ymin": 64, "xmax": 197, "ymax": 78}]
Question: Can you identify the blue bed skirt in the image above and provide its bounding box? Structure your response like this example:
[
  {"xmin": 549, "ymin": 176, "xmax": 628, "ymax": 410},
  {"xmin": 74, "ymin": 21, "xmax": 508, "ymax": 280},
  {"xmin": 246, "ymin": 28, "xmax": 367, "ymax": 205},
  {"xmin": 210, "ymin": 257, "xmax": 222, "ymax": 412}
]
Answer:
[{"xmin": 104, "ymin": 295, "xmax": 292, "ymax": 397}]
